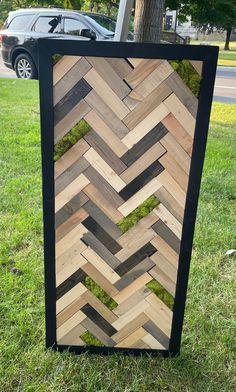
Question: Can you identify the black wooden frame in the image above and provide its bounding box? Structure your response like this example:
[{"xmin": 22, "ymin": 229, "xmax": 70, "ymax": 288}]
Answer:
[{"xmin": 38, "ymin": 39, "xmax": 218, "ymax": 356}]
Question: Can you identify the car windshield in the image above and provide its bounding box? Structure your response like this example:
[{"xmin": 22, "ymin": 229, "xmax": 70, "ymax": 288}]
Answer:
[{"xmin": 84, "ymin": 15, "xmax": 115, "ymax": 36}]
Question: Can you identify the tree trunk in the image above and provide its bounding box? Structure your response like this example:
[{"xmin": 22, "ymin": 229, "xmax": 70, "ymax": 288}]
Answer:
[
  {"xmin": 224, "ymin": 27, "xmax": 232, "ymax": 50},
  {"xmin": 90, "ymin": 1, "xmax": 94, "ymax": 12},
  {"xmin": 107, "ymin": 2, "xmax": 112, "ymax": 16},
  {"xmin": 95, "ymin": 2, "xmax": 101, "ymax": 13},
  {"xmin": 134, "ymin": 0, "xmax": 165, "ymax": 43}
]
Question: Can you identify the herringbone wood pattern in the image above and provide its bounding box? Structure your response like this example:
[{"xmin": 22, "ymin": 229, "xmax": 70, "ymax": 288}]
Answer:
[{"xmin": 53, "ymin": 56, "xmax": 200, "ymax": 350}]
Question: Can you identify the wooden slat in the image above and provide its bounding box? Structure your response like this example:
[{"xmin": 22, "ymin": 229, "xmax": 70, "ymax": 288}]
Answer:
[
  {"xmin": 84, "ymin": 148, "xmax": 126, "ymax": 192},
  {"xmin": 52, "ymin": 53, "xmax": 200, "ymax": 350},
  {"xmin": 122, "ymin": 103, "xmax": 170, "ymax": 148},
  {"xmin": 125, "ymin": 59, "xmax": 163, "ymax": 89},
  {"xmin": 84, "ymin": 68, "xmax": 130, "ymax": 120},
  {"xmin": 53, "ymin": 56, "xmax": 81, "ymax": 85},
  {"xmin": 84, "ymin": 110, "xmax": 128, "ymax": 157},
  {"xmin": 86, "ymin": 56, "xmax": 131, "ymax": 99}
]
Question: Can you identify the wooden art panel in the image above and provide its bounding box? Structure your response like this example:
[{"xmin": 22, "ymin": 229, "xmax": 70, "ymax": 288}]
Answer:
[{"xmin": 39, "ymin": 41, "xmax": 218, "ymax": 355}]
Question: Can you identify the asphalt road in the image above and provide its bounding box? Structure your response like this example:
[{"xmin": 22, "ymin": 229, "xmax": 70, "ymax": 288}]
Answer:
[{"xmin": 0, "ymin": 53, "xmax": 235, "ymax": 103}]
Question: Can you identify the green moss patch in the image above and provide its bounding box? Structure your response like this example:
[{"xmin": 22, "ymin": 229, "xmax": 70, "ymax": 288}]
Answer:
[
  {"xmin": 54, "ymin": 119, "xmax": 91, "ymax": 161},
  {"xmin": 82, "ymin": 276, "xmax": 117, "ymax": 311},
  {"xmin": 147, "ymin": 279, "xmax": 174, "ymax": 310},
  {"xmin": 80, "ymin": 331, "xmax": 104, "ymax": 347},
  {"xmin": 117, "ymin": 195, "xmax": 160, "ymax": 233}
]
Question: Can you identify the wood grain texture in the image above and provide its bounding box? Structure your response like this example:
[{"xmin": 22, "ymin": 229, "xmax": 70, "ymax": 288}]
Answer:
[{"xmin": 52, "ymin": 54, "xmax": 199, "ymax": 350}]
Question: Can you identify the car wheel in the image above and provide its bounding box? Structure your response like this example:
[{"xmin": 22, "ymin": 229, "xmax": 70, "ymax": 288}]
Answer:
[{"xmin": 14, "ymin": 53, "xmax": 38, "ymax": 79}]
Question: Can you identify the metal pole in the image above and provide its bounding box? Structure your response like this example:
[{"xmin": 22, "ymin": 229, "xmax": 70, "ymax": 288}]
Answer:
[{"xmin": 114, "ymin": 0, "xmax": 134, "ymax": 42}]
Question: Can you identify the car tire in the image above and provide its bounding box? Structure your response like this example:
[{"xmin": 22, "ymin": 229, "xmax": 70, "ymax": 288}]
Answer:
[{"xmin": 14, "ymin": 53, "xmax": 38, "ymax": 79}]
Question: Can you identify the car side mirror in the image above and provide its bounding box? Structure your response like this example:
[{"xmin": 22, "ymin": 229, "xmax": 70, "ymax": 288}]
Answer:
[{"xmin": 80, "ymin": 29, "xmax": 96, "ymax": 40}]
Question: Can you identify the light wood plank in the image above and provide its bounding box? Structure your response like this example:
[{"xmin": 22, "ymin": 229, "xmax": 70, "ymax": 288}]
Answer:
[
  {"xmin": 84, "ymin": 184, "xmax": 123, "ymax": 223},
  {"xmin": 82, "ymin": 247, "xmax": 120, "ymax": 284},
  {"xmin": 56, "ymin": 256, "xmax": 87, "ymax": 287},
  {"xmin": 84, "ymin": 68, "xmax": 130, "ymax": 120},
  {"xmin": 121, "ymin": 142, "xmax": 166, "ymax": 183},
  {"xmin": 160, "ymin": 132, "xmax": 191, "ymax": 174},
  {"xmin": 134, "ymin": 60, "xmax": 174, "ymax": 98},
  {"xmin": 153, "ymin": 204, "xmax": 182, "ymax": 239},
  {"xmin": 56, "ymin": 310, "xmax": 86, "ymax": 340},
  {"xmin": 163, "ymin": 93, "xmax": 196, "ymax": 137},
  {"xmin": 112, "ymin": 299, "xmax": 150, "ymax": 330},
  {"xmin": 55, "ymin": 174, "xmax": 90, "ymax": 213},
  {"xmin": 151, "ymin": 236, "xmax": 179, "ymax": 268},
  {"xmin": 55, "ymin": 139, "xmax": 90, "ymax": 179},
  {"xmin": 157, "ymin": 171, "xmax": 186, "ymax": 209},
  {"xmin": 81, "ymin": 262, "xmax": 119, "ymax": 297},
  {"xmin": 82, "ymin": 290, "xmax": 118, "ymax": 324},
  {"xmin": 86, "ymin": 56, "xmax": 131, "ymax": 99},
  {"xmin": 84, "ymin": 110, "xmax": 128, "ymax": 157},
  {"xmin": 118, "ymin": 177, "xmax": 162, "ymax": 217},
  {"xmin": 122, "ymin": 103, "xmax": 170, "ymax": 148},
  {"xmin": 113, "ymin": 273, "xmax": 153, "ymax": 305},
  {"xmin": 116, "ymin": 327, "xmax": 147, "ymax": 348},
  {"xmin": 123, "ymin": 81, "xmax": 172, "ymax": 130},
  {"xmin": 56, "ymin": 223, "xmax": 87, "ymax": 258},
  {"xmin": 56, "ymin": 297, "xmax": 86, "ymax": 328},
  {"xmin": 56, "ymin": 282, "xmax": 87, "ymax": 314},
  {"xmin": 84, "ymin": 148, "xmax": 126, "ymax": 192},
  {"xmin": 159, "ymin": 153, "xmax": 189, "ymax": 192},
  {"xmin": 162, "ymin": 113, "xmax": 193, "ymax": 156},
  {"xmin": 53, "ymin": 56, "xmax": 81, "ymax": 85},
  {"xmin": 142, "ymin": 333, "xmax": 165, "ymax": 350},
  {"xmin": 125, "ymin": 59, "xmax": 163, "ymax": 89}
]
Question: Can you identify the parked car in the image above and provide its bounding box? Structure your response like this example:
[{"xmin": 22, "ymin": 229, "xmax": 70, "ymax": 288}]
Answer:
[{"xmin": 0, "ymin": 8, "xmax": 126, "ymax": 79}]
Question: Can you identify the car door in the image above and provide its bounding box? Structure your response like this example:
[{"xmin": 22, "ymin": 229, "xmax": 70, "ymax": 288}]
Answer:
[{"xmin": 62, "ymin": 16, "xmax": 96, "ymax": 40}]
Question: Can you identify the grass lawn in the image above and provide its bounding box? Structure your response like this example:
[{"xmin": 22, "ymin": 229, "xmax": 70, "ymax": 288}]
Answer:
[
  {"xmin": 0, "ymin": 79, "xmax": 235, "ymax": 391},
  {"xmin": 190, "ymin": 40, "xmax": 236, "ymax": 66}
]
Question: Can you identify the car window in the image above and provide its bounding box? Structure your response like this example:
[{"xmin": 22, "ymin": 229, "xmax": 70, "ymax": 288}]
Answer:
[
  {"xmin": 7, "ymin": 14, "xmax": 35, "ymax": 31},
  {"xmin": 64, "ymin": 18, "xmax": 89, "ymax": 35},
  {"xmin": 34, "ymin": 16, "xmax": 61, "ymax": 33},
  {"xmin": 90, "ymin": 15, "xmax": 116, "ymax": 32}
]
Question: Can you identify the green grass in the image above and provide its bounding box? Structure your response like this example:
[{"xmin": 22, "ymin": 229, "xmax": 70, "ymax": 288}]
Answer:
[
  {"xmin": 190, "ymin": 40, "xmax": 236, "ymax": 66},
  {"xmin": 0, "ymin": 79, "xmax": 235, "ymax": 391}
]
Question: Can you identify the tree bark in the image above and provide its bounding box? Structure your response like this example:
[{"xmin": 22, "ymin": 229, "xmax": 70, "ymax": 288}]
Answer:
[
  {"xmin": 90, "ymin": 1, "xmax": 94, "ymax": 12},
  {"xmin": 134, "ymin": 0, "xmax": 165, "ymax": 43},
  {"xmin": 224, "ymin": 27, "xmax": 232, "ymax": 50}
]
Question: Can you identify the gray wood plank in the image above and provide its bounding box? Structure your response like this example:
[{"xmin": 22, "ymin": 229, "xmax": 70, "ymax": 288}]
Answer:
[{"xmin": 84, "ymin": 130, "xmax": 127, "ymax": 175}]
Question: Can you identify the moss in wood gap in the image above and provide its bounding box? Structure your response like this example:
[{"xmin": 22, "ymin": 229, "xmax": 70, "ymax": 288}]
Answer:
[
  {"xmin": 169, "ymin": 59, "xmax": 201, "ymax": 97},
  {"xmin": 117, "ymin": 195, "xmax": 160, "ymax": 233},
  {"xmin": 54, "ymin": 119, "xmax": 91, "ymax": 161},
  {"xmin": 146, "ymin": 279, "xmax": 174, "ymax": 310},
  {"xmin": 82, "ymin": 276, "xmax": 118, "ymax": 311},
  {"xmin": 80, "ymin": 331, "xmax": 104, "ymax": 347}
]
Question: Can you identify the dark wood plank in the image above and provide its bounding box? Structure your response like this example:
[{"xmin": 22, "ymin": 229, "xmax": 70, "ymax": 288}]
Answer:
[
  {"xmin": 115, "ymin": 257, "xmax": 155, "ymax": 291},
  {"xmin": 82, "ymin": 216, "xmax": 122, "ymax": 254},
  {"xmin": 119, "ymin": 161, "xmax": 164, "ymax": 201},
  {"xmin": 81, "ymin": 304, "xmax": 117, "ymax": 337},
  {"xmin": 84, "ymin": 166, "xmax": 124, "ymax": 208},
  {"xmin": 121, "ymin": 123, "xmax": 168, "ymax": 167},
  {"xmin": 56, "ymin": 269, "xmax": 87, "ymax": 300},
  {"xmin": 82, "ymin": 232, "xmax": 120, "ymax": 270},
  {"xmin": 55, "ymin": 192, "xmax": 88, "ymax": 229},
  {"xmin": 143, "ymin": 320, "xmax": 170, "ymax": 349},
  {"xmin": 84, "ymin": 130, "xmax": 127, "ymax": 175},
  {"xmin": 152, "ymin": 220, "xmax": 181, "ymax": 253},
  {"xmin": 55, "ymin": 157, "xmax": 90, "ymax": 196},
  {"xmin": 54, "ymin": 78, "xmax": 92, "ymax": 125},
  {"xmin": 115, "ymin": 243, "xmax": 156, "ymax": 276},
  {"xmin": 83, "ymin": 201, "xmax": 123, "ymax": 240}
]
